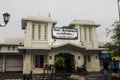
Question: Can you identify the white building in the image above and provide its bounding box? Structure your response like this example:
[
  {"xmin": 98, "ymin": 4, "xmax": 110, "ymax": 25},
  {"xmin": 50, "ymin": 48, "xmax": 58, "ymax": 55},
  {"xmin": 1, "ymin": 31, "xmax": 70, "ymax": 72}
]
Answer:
[{"xmin": 0, "ymin": 16, "xmax": 105, "ymax": 75}]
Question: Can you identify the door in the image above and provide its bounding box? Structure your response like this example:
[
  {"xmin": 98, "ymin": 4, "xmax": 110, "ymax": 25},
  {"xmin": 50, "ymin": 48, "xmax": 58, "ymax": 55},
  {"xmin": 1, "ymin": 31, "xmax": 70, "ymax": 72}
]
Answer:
[
  {"xmin": 6, "ymin": 55, "xmax": 23, "ymax": 71},
  {"xmin": 0, "ymin": 56, "xmax": 2, "ymax": 72},
  {"xmin": 35, "ymin": 55, "xmax": 44, "ymax": 68},
  {"xmin": 55, "ymin": 53, "xmax": 74, "ymax": 72},
  {"xmin": 84, "ymin": 55, "xmax": 91, "ymax": 70}
]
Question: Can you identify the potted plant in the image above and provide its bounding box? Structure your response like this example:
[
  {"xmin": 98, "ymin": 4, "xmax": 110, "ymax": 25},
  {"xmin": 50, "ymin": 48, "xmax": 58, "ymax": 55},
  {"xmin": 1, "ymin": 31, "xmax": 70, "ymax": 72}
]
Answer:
[{"xmin": 54, "ymin": 56, "xmax": 65, "ymax": 72}]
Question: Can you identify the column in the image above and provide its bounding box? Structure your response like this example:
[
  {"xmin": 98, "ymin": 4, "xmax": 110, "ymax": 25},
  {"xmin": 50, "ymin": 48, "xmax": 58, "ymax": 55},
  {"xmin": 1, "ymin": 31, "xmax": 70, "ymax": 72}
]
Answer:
[
  {"xmin": 80, "ymin": 26, "xmax": 85, "ymax": 42},
  {"xmin": 23, "ymin": 50, "xmax": 31, "ymax": 74},
  {"xmin": 41, "ymin": 24, "xmax": 44, "ymax": 41},
  {"xmin": 2, "ymin": 55, "xmax": 6, "ymax": 73},
  {"xmin": 91, "ymin": 27, "xmax": 98, "ymax": 48},
  {"xmin": 48, "ymin": 55, "xmax": 54, "ymax": 65},
  {"xmin": 24, "ymin": 22, "xmax": 32, "ymax": 47},
  {"xmin": 86, "ymin": 27, "xmax": 90, "ymax": 42},
  {"xmin": 93, "ymin": 54, "xmax": 100, "ymax": 71},
  {"xmin": 91, "ymin": 55, "xmax": 95, "ymax": 72},
  {"xmin": 75, "ymin": 55, "xmax": 78, "ymax": 67}
]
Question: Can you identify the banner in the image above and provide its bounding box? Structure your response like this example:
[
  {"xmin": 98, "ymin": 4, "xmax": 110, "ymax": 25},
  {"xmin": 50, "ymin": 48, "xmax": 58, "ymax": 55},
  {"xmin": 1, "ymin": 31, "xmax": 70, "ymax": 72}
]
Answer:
[{"xmin": 52, "ymin": 27, "xmax": 78, "ymax": 39}]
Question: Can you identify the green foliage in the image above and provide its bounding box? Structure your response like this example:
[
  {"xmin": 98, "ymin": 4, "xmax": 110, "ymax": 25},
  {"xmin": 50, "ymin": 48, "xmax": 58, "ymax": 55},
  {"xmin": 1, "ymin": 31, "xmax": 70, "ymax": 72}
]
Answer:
[
  {"xmin": 104, "ymin": 42, "xmax": 118, "ymax": 56},
  {"xmin": 54, "ymin": 57, "xmax": 65, "ymax": 67},
  {"xmin": 105, "ymin": 23, "xmax": 120, "ymax": 56},
  {"xmin": 111, "ymin": 24, "xmax": 120, "ymax": 56},
  {"xmin": 112, "ymin": 24, "xmax": 120, "ymax": 41}
]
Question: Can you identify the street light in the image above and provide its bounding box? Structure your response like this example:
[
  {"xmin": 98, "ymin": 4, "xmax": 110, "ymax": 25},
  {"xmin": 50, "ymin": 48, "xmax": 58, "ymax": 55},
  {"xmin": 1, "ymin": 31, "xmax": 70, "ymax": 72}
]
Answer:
[{"xmin": 0, "ymin": 13, "xmax": 10, "ymax": 27}]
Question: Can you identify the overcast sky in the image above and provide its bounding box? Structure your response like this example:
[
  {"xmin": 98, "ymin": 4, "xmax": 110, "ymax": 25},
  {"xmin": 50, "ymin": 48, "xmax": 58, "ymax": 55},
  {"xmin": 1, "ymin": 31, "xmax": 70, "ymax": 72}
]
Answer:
[{"xmin": 0, "ymin": 0, "xmax": 119, "ymax": 42}]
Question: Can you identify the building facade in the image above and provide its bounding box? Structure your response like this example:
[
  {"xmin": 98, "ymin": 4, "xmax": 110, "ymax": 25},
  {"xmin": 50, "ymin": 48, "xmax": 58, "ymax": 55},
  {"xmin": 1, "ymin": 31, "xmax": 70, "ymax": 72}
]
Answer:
[{"xmin": 0, "ymin": 16, "xmax": 105, "ymax": 74}]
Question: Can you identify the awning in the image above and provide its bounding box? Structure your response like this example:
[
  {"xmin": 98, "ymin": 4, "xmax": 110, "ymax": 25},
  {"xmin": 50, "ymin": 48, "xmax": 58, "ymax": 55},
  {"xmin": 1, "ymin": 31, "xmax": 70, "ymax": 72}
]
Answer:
[
  {"xmin": 99, "ymin": 53, "xmax": 111, "ymax": 58},
  {"xmin": 112, "ymin": 56, "xmax": 120, "ymax": 60}
]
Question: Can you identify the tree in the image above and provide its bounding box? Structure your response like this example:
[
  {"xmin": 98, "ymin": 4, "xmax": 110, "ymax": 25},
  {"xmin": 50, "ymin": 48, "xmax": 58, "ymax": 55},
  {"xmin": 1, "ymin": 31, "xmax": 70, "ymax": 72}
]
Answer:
[
  {"xmin": 111, "ymin": 23, "xmax": 120, "ymax": 56},
  {"xmin": 105, "ymin": 23, "xmax": 120, "ymax": 56}
]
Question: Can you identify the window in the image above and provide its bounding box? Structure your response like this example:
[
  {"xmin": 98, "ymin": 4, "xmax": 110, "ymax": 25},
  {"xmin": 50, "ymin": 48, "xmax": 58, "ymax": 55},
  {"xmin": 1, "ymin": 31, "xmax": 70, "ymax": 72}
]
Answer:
[
  {"xmin": 0, "ymin": 46, "xmax": 1, "ymax": 51},
  {"xmin": 32, "ymin": 24, "xmax": 35, "ymax": 40},
  {"xmin": 12, "ymin": 46, "xmax": 15, "ymax": 51},
  {"xmin": 44, "ymin": 25, "xmax": 47, "ymax": 40},
  {"xmin": 19, "ymin": 42, "xmax": 22, "ymax": 45},
  {"xmin": 84, "ymin": 55, "xmax": 87, "ymax": 63},
  {"xmin": 8, "ymin": 46, "xmax": 10, "ymax": 51},
  {"xmin": 84, "ymin": 55, "xmax": 91, "ymax": 63},
  {"xmin": 49, "ymin": 56, "xmax": 52, "ymax": 60},
  {"xmin": 78, "ymin": 56, "xmax": 80, "ymax": 60},
  {"xmin": 0, "ymin": 46, "xmax": 2, "ymax": 51},
  {"xmin": 38, "ymin": 25, "xmax": 41, "ymax": 40},
  {"xmin": 79, "ymin": 27, "xmax": 82, "ymax": 40},
  {"xmin": 96, "ymin": 56, "xmax": 98, "ymax": 59},
  {"xmin": 84, "ymin": 27, "xmax": 87, "ymax": 41},
  {"xmin": 89, "ymin": 28, "xmax": 92, "ymax": 41},
  {"xmin": 88, "ymin": 55, "xmax": 91, "ymax": 62},
  {"xmin": 35, "ymin": 55, "xmax": 44, "ymax": 68}
]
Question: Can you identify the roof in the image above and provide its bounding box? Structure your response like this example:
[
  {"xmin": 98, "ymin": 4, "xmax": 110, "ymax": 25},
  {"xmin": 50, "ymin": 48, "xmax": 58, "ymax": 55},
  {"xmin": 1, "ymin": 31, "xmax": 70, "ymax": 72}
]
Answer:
[
  {"xmin": 86, "ymin": 48, "xmax": 106, "ymax": 51},
  {"xmin": 17, "ymin": 42, "xmax": 105, "ymax": 51},
  {"xmin": 69, "ymin": 19, "xmax": 100, "ymax": 27},
  {"xmin": 22, "ymin": 16, "xmax": 57, "ymax": 29},
  {"xmin": 98, "ymin": 41, "xmax": 106, "ymax": 47},
  {"xmin": 52, "ymin": 42, "xmax": 85, "ymax": 49},
  {"xmin": 18, "ymin": 46, "xmax": 51, "ymax": 50},
  {"xmin": 0, "ymin": 38, "xmax": 24, "ymax": 45}
]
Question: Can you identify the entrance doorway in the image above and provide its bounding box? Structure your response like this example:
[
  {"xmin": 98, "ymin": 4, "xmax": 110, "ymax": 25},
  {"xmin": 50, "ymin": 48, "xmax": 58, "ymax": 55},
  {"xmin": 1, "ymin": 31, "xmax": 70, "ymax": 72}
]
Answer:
[
  {"xmin": 55, "ymin": 53, "xmax": 74, "ymax": 73},
  {"xmin": 35, "ymin": 55, "xmax": 44, "ymax": 68}
]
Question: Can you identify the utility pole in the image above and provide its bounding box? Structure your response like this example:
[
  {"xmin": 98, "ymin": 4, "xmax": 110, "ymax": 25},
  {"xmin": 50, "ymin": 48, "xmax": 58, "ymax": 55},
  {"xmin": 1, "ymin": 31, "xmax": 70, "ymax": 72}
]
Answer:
[{"xmin": 117, "ymin": 0, "xmax": 120, "ymax": 21}]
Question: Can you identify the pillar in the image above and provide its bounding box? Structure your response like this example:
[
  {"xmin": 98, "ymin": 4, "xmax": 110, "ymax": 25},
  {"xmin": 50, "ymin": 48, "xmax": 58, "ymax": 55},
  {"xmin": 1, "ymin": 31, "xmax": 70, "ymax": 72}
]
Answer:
[
  {"xmin": 2, "ymin": 55, "xmax": 6, "ymax": 73},
  {"xmin": 86, "ymin": 27, "xmax": 90, "ymax": 42},
  {"xmin": 91, "ymin": 27, "xmax": 98, "ymax": 48},
  {"xmin": 91, "ymin": 54, "xmax": 100, "ymax": 72},
  {"xmin": 23, "ymin": 50, "xmax": 31, "ymax": 74},
  {"xmin": 80, "ymin": 26, "xmax": 85, "ymax": 46},
  {"xmin": 48, "ymin": 55, "xmax": 54, "ymax": 65}
]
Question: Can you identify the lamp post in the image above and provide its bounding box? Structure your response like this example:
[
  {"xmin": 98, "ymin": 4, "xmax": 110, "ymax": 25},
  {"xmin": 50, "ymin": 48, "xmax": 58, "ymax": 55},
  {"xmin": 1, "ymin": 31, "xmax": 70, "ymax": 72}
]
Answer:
[{"xmin": 0, "ymin": 13, "xmax": 10, "ymax": 27}]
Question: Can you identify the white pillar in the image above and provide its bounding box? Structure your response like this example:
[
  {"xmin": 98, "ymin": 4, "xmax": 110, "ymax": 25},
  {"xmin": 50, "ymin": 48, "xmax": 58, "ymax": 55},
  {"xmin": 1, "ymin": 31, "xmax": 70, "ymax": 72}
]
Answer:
[
  {"xmin": 24, "ymin": 22, "xmax": 32, "ymax": 47},
  {"xmin": 34, "ymin": 24, "xmax": 38, "ymax": 40},
  {"xmin": 2, "ymin": 55, "xmax": 6, "ymax": 73},
  {"xmin": 80, "ymin": 26, "xmax": 85, "ymax": 42},
  {"xmin": 75, "ymin": 55, "xmax": 78, "ymax": 67},
  {"xmin": 23, "ymin": 50, "xmax": 31, "ymax": 74},
  {"xmin": 91, "ymin": 27, "xmax": 98, "ymax": 48},
  {"xmin": 48, "ymin": 23, "xmax": 53, "ymax": 45},
  {"xmin": 86, "ymin": 27, "xmax": 90, "ymax": 42},
  {"xmin": 48, "ymin": 55, "xmax": 54, "ymax": 65},
  {"xmin": 41, "ymin": 24, "xmax": 44, "ymax": 41},
  {"xmin": 91, "ymin": 54, "xmax": 100, "ymax": 72}
]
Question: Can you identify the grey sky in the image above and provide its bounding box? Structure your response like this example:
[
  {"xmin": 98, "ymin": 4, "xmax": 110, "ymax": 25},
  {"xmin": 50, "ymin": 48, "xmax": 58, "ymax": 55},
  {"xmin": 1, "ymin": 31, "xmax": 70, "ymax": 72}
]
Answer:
[{"xmin": 0, "ymin": 0, "xmax": 119, "ymax": 42}]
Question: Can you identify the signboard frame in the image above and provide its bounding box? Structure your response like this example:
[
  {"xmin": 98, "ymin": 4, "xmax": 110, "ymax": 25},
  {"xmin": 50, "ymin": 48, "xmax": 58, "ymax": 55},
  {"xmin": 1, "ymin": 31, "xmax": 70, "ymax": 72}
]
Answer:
[{"xmin": 52, "ymin": 27, "xmax": 78, "ymax": 40}]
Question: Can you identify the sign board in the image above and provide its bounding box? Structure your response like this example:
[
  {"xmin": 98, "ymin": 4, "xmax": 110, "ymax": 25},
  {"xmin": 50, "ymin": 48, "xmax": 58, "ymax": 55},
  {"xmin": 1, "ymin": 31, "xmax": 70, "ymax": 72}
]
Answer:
[{"xmin": 52, "ymin": 27, "xmax": 78, "ymax": 39}]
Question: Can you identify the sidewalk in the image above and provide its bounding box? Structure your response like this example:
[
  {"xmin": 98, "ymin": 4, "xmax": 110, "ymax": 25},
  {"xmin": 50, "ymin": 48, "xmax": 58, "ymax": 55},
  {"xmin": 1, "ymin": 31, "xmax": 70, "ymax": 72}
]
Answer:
[
  {"xmin": 85, "ymin": 71, "xmax": 120, "ymax": 80},
  {"xmin": 85, "ymin": 72, "xmax": 105, "ymax": 80}
]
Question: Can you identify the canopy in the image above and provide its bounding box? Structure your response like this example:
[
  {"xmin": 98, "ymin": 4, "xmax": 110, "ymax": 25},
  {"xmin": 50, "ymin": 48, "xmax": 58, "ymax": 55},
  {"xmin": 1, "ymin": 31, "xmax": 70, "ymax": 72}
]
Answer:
[
  {"xmin": 99, "ymin": 53, "xmax": 111, "ymax": 58},
  {"xmin": 112, "ymin": 56, "xmax": 120, "ymax": 60}
]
